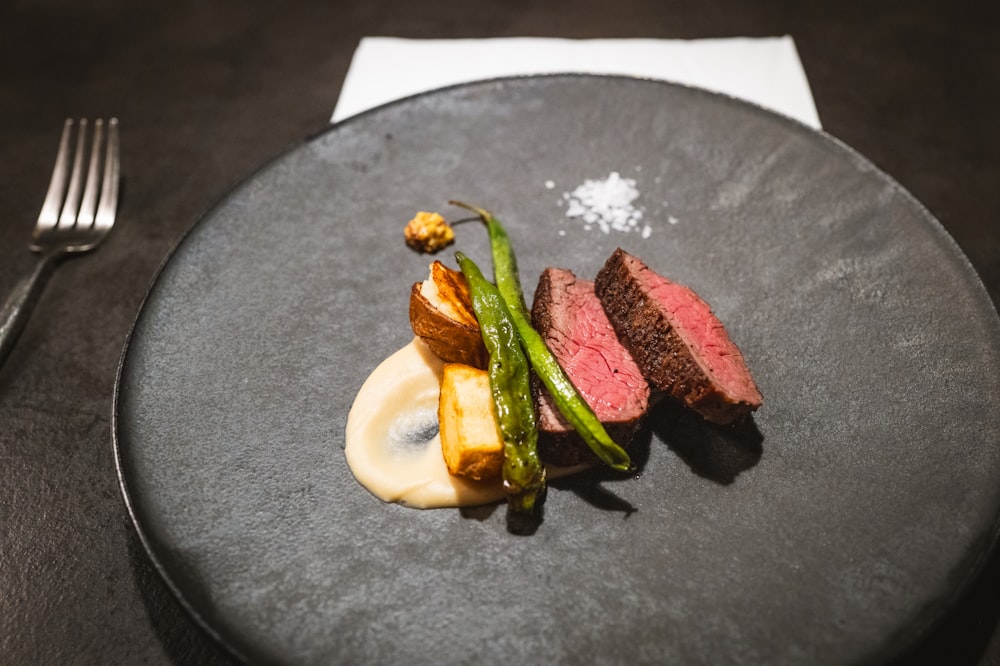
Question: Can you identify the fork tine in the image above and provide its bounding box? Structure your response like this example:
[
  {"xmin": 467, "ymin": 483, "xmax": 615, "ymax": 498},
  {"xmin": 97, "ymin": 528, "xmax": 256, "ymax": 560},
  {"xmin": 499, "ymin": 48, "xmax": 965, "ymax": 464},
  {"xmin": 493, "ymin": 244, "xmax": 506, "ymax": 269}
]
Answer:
[
  {"xmin": 76, "ymin": 119, "xmax": 105, "ymax": 228},
  {"xmin": 94, "ymin": 118, "xmax": 119, "ymax": 232},
  {"xmin": 57, "ymin": 118, "xmax": 88, "ymax": 229},
  {"xmin": 36, "ymin": 119, "xmax": 74, "ymax": 231}
]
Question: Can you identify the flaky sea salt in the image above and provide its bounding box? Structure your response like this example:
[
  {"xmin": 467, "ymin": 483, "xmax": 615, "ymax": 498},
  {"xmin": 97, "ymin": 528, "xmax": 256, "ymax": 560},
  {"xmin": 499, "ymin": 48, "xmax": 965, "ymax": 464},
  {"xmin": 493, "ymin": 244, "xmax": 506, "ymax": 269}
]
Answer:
[{"xmin": 562, "ymin": 171, "xmax": 645, "ymax": 235}]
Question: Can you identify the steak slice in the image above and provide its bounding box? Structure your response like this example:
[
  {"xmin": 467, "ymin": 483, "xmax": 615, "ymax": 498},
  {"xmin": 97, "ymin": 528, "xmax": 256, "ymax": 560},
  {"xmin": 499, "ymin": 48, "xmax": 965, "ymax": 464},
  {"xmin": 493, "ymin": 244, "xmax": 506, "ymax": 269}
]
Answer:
[
  {"xmin": 595, "ymin": 248, "xmax": 762, "ymax": 425},
  {"xmin": 531, "ymin": 267, "xmax": 650, "ymax": 466}
]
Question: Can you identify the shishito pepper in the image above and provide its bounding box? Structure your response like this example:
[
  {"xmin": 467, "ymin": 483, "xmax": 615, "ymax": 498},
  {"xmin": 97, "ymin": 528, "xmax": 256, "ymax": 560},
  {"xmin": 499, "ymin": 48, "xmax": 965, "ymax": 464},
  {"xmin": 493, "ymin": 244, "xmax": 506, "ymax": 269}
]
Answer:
[
  {"xmin": 456, "ymin": 252, "xmax": 546, "ymax": 514},
  {"xmin": 451, "ymin": 200, "xmax": 632, "ymax": 473}
]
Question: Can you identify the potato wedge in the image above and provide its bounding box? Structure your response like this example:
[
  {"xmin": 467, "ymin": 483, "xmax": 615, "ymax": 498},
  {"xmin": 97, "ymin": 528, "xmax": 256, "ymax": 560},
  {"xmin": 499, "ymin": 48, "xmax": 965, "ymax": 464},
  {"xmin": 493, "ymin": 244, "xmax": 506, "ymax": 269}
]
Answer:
[
  {"xmin": 438, "ymin": 363, "xmax": 503, "ymax": 481},
  {"xmin": 409, "ymin": 261, "xmax": 488, "ymax": 368}
]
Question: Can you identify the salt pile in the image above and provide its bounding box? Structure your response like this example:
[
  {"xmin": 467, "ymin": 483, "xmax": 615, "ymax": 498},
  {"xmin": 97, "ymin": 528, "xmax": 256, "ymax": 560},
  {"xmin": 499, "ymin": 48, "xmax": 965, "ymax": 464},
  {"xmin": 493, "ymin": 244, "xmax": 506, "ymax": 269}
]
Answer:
[{"xmin": 562, "ymin": 171, "xmax": 650, "ymax": 237}]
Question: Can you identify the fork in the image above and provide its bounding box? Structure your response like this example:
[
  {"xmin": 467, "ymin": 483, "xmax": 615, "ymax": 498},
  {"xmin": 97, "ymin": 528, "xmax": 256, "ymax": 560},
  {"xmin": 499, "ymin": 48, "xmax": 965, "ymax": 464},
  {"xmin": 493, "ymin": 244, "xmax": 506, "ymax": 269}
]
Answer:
[{"xmin": 0, "ymin": 118, "xmax": 120, "ymax": 368}]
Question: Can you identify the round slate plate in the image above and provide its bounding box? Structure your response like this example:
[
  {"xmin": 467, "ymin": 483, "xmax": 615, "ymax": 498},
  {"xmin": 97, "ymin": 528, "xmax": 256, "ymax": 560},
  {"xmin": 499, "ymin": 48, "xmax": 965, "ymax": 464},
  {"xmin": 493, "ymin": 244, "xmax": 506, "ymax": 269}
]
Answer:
[{"xmin": 114, "ymin": 75, "xmax": 1000, "ymax": 665}]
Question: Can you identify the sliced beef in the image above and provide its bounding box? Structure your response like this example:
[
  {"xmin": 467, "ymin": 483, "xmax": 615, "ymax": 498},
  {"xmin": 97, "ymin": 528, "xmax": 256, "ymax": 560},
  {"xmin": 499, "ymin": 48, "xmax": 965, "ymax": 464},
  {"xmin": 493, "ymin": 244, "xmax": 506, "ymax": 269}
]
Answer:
[
  {"xmin": 594, "ymin": 248, "xmax": 762, "ymax": 425},
  {"xmin": 531, "ymin": 267, "xmax": 650, "ymax": 466}
]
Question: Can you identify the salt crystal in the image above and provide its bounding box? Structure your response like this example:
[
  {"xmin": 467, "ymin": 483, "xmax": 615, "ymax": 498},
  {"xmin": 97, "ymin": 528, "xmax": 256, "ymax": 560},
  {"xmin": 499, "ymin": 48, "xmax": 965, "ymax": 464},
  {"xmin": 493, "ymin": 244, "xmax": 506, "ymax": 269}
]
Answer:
[{"xmin": 562, "ymin": 171, "xmax": 647, "ymax": 237}]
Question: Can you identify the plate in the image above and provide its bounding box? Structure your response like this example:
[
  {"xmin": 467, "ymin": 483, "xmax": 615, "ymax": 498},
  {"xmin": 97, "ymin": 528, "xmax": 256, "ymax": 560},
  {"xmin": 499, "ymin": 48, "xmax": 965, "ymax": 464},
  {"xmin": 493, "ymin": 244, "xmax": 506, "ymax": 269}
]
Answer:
[{"xmin": 114, "ymin": 75, "xmax": 1000, "ymax": 665}]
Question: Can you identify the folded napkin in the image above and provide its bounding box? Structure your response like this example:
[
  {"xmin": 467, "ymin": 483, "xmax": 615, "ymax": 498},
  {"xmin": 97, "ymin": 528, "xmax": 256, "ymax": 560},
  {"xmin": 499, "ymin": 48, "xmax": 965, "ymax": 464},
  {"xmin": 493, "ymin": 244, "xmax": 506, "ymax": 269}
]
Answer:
[{"xmin": 333, "ymin": 36, "xmax": 821, "ymax": 129}]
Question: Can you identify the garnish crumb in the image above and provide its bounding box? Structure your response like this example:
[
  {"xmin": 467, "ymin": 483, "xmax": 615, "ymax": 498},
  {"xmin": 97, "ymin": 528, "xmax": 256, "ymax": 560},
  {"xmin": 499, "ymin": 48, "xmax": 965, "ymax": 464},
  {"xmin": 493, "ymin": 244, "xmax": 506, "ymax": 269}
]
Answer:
[{"xmin": 404, "ymin": 211, "xmax": 455, "ymax": 253}]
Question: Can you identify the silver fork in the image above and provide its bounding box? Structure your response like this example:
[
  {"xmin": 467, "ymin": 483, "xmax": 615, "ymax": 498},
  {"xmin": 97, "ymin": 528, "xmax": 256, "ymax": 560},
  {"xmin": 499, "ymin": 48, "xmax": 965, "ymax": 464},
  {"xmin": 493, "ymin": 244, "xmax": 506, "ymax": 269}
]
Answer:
[{"xmin": 0, "ymin": 118, "xmax": 120, "ymax": 367}]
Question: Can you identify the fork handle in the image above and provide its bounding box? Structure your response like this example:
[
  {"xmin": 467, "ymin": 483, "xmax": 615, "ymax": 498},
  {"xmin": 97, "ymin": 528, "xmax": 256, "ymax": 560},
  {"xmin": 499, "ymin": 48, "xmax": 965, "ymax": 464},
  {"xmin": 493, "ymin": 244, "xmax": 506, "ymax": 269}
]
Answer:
[{"xmin": 0, "ymin": 251, "xmax": 62, "ymax": 369}]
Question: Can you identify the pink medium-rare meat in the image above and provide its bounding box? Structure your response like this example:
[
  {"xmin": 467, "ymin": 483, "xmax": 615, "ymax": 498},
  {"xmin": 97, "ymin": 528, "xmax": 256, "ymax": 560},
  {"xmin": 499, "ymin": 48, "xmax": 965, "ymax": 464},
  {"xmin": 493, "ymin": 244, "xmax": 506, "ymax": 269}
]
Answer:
[
  {"xmin": 594, "ymin": 248, "xmax": 762, "ymax": 425},
  {"xmin": 531, "ymin": 267, "xmax": 650, "ymax": 465}
]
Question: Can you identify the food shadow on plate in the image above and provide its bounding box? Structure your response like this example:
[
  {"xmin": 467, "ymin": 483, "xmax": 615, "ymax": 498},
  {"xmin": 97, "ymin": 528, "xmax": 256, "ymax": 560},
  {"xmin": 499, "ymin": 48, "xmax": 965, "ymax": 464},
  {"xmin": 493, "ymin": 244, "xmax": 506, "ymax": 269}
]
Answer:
[
  {"xmin": 648, "ymin": 399, "xmax": 764, "ymax": 485},
  {"xmin": 458, "ymin": 491, "xmax": 550, "ymax": 536},
  {"xmin": 550, "ymin": 399, "xmax": 764, "ymax": 507},
  {"xmin": 464, "ymin": 400, "xmax": 764, "ymax": 534}
]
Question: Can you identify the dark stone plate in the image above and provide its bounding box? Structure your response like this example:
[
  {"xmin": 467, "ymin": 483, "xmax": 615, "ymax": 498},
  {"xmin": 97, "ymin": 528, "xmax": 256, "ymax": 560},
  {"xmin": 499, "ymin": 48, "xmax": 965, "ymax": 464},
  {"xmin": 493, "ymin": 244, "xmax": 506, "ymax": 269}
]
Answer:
[{"xmin": 114, "ymin": 75, "xmax": 1000, "ymax": 665}]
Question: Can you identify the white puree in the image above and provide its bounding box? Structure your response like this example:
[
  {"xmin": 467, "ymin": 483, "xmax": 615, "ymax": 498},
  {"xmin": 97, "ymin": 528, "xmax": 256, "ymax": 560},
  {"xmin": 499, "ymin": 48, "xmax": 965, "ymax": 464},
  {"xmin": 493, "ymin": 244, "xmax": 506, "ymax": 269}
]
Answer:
[
  {"xmin": 345, "ymin": 337, "xmax": 588, "ymax": 509},
  {"xmin": 345, "ymin": 338, "xmax": 507, "ymax": 508}
]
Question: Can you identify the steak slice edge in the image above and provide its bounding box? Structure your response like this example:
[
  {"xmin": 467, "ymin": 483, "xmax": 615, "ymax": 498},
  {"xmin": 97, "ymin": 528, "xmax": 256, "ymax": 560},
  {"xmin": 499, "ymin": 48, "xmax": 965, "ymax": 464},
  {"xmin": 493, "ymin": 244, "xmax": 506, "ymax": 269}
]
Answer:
[
  {"xmin": 595, "ymin": 248, "xmax": 762, "ymax": 425},
  {"xmin": 531, "ymin": 266, "xmax": 650, "ymax": 466}
]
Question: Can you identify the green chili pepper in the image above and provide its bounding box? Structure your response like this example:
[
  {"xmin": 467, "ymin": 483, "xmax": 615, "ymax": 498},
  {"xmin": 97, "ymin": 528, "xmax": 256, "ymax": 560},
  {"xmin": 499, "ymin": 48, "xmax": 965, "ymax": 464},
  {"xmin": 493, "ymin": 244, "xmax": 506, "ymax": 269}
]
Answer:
[
  {"xmin": 456, "ymin": 252, "xmax": 546, "ymax": 514},
  {"xmin": 451, "ymin": 201, "xmax": 632, "ymax": 473}
]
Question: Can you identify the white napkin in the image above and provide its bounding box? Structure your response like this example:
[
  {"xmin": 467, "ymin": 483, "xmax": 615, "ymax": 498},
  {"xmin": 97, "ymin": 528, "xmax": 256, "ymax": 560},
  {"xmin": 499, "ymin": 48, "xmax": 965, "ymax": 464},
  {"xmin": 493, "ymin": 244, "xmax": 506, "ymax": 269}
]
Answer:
[{"xmin": 333, "ymin": 36, "xmax": 821, "ymax": 129}]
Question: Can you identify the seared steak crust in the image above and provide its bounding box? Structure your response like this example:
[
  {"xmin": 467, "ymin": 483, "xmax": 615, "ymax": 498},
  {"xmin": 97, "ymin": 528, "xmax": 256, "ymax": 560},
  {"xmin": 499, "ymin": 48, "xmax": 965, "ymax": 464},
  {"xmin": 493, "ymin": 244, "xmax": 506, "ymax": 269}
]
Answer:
[{"xmin": 595, "ymin": 248, "xmax": 762, "ymax": 425}]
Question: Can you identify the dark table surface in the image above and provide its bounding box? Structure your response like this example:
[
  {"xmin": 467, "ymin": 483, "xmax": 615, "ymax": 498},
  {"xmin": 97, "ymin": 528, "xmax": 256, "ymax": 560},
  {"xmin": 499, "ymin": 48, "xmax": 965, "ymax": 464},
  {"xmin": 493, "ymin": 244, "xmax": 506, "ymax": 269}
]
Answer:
[{"xmin": 1, "ymin": 1, "xmax": 998, "ymax": 664}]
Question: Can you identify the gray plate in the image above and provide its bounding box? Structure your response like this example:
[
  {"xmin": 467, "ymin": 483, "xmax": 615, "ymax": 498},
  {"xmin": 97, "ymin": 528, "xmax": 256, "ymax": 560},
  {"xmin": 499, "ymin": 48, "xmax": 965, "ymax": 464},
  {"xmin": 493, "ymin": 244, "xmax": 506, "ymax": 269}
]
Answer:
[{"xmin": 114, "ymin": 75, "xmax": 1000, "ymax": 665}]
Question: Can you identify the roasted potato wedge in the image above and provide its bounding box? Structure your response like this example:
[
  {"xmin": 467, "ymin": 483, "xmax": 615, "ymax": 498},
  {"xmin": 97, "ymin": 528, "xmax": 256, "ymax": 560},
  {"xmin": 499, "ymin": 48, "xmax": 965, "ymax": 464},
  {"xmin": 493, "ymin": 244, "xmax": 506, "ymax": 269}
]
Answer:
[
  {"xmin": 409, "ymin": 261, "xmax": 488, "ymax": 368},
  {"xmin": 438, "ymin": 363, "xmax": 503, "ymax": 481}
]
